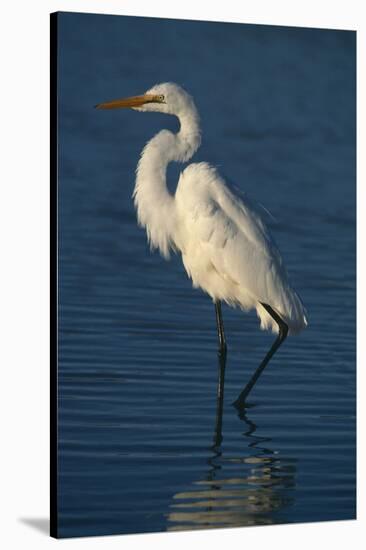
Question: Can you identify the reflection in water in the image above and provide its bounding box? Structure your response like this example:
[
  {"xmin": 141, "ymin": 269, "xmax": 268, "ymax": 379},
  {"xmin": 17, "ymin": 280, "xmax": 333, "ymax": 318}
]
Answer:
[{"xmin": 166, "ymin": 355, "xmax": 297, "ymax": 531}]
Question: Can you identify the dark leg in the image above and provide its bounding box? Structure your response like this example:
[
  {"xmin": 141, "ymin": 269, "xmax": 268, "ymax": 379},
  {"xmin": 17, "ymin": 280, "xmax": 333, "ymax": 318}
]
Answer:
[
  {"xmin": 213, "ymin": 351, "xmax": 226, "ymax": 447},
  {"xmin": 233, "ymin": 303, "xmax": 288, "ymax": 408},
  {"xmin": 214, "ymin": 300, "xmax": 227, "ymax": 357}
]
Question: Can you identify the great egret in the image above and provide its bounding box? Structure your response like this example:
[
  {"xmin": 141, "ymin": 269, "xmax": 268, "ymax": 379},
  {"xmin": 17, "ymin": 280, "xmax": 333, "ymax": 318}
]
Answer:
[{"xmin": 96, "ymin": 82, "xmax": 307, "ymax": 404}]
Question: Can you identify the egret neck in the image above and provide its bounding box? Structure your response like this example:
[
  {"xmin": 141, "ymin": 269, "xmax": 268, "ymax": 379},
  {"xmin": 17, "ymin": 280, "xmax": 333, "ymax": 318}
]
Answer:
[{"xmin": 133, "ymin": 107, "xmax": 201, "ymax": 258}]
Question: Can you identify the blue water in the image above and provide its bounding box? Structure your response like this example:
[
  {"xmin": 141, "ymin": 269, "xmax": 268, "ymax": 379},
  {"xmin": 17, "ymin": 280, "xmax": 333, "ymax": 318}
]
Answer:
[{"xmin": 56, "ymin": 12, "xmax": 356, "ymax": 538}]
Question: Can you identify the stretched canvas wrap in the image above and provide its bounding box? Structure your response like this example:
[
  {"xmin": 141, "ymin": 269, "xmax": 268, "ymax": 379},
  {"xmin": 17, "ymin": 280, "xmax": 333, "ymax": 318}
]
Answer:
[{"xmin": 50, "ymin": 11, "xmax": 356, "ymax": 539}]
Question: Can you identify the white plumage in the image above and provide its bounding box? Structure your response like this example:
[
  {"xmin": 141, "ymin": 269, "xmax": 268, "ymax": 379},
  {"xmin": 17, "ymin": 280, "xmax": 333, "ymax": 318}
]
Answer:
[
  {"xmin": 97, "ymin": 81, "xmax": 307, "ymax": 336},
  {"xmin": 127, "ymin": 82, "xmax": 307, "ymax": 336},
  {"xmin": 175, "ymin": 163, "xmax": 307, "ymax": 335}
]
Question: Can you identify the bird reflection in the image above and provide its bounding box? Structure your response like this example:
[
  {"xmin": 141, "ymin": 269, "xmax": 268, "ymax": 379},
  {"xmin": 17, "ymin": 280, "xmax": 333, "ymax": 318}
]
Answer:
[{"xmin": 166, "ymin": 353, "xmax": 297, "ymax": 531}]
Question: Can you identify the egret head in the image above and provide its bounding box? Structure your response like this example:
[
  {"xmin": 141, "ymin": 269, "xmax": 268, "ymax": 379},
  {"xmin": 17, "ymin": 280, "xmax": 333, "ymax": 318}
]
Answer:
[{"xmin": 95, "ymin": 82, "xmax": 196, "ymax": 117}]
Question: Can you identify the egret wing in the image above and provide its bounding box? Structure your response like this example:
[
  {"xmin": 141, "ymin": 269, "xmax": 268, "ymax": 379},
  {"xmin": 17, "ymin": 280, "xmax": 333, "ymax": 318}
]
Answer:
[{"xmin": 179, "ymin": 163, "xmax": 287, "ymax": 303}]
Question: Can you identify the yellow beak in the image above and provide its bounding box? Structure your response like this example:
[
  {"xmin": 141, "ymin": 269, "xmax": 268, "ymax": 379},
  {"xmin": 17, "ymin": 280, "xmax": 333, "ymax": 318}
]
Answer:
[{"xmin": 95, "ymin": 94, "xmax": 163, "ymax": 110}]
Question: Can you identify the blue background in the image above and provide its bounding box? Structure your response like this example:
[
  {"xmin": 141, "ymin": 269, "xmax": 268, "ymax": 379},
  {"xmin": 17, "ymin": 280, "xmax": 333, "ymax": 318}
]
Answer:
[{"xmin": 57, "ymin": 12, "xmax": 356, "ymax": 538}]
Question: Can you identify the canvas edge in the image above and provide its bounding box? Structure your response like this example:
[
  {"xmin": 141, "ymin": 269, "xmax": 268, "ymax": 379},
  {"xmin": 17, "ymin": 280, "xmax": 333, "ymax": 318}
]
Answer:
[{"xmin": 50, "ymin": 10, "xmax": 59, "ymax": 540}]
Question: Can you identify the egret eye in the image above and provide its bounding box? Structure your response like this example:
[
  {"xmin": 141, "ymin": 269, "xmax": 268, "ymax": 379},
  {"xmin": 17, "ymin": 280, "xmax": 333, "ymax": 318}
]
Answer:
[{"xmin": 159, "ymin": 95, "xmax": 165, "ymax": 102}]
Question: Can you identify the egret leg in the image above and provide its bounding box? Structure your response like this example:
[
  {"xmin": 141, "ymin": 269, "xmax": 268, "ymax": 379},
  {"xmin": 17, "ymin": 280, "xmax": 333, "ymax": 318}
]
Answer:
[
  {"xmin": 233, "ymin": 303, "xmax": 288, "ymax": 408},
  {"xmin": 214, "ymin": 300, "xmax": 227, "ymax": 357},
  {"xmin": 213, "ymin": 351, "xmax": 226, "ymax": 447}
]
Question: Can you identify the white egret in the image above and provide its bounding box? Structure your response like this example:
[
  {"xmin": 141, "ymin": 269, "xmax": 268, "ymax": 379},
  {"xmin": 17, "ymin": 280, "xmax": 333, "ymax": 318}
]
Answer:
[{"xmin": 96, "ymin": 82, "xmax": 307, "ymax": 404}]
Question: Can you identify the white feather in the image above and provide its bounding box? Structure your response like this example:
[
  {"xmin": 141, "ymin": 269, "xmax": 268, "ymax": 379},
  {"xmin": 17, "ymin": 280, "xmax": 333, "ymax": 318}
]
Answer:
[{"xmin": 131, "ymin": 82, "xmax": 307, "ymax": 335}]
